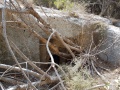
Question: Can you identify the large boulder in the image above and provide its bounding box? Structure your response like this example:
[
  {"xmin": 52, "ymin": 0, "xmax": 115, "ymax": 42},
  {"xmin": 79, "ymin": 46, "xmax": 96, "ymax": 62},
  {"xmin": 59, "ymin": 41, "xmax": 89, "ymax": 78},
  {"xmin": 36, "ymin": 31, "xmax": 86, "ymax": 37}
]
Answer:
[
  {"xmin": 97, "ymin": 25, "xmax": 120, "ymax": 65},
  {"xmin": 0, "ymin": 3, "xmax": 119, "ymax": 66},
  {"xmin": 65, "ymin": 16, "xmax": 120, "ymax": 65}
]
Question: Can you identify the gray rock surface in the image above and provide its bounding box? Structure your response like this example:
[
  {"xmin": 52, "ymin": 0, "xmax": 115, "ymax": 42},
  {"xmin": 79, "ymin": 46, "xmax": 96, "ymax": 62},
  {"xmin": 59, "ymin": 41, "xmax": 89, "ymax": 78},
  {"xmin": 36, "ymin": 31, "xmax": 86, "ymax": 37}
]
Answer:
[
  {"xmin": 0, "ymin": 3, "xmax": 120, "ymax": 65},
  {"xmin": 98, "ymin": 25, "xmax": 120, "ymax": 65}
]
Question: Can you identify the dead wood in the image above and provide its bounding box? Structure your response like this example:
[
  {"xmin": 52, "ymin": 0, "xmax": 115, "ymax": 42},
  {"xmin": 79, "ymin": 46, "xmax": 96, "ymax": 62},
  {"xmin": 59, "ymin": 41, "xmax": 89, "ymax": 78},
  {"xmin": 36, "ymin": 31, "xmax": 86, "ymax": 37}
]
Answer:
[
  {"xmin": 55, "ymin": 32, "xmax": 75, "ymax": 58},
  {"xmin": 0, "ymin": 82, "xmax": 5, "ymax": 90},
  {"xmin": 6, "ymin": 78, "xmax": 59, "ymax": 90},
  {"xmin": 0, "ymin": 64, "xmax": 42, "ymax": 79},
  {"xmin": 0, "ymin": 75, "xmax": 24, "ymax": 85},
  {"xmin": 0, "ymin": 0, "xmax": 87, "ymax": 89},
  {"xmin": 10, "ymin": 40, "xmax": 51, "ymax": 80},
  {"xmin": 2, "ymin": 2, "xmax": 37, "ymax": 89},
  {"xmin": 12, "ymin": 0, "xmax": 80, "ymax": 57},
  {"xmin": 6, "ymin": 20, "xmax": 72, "ymax": 58},
  {"xmin": 28, "ymin": 7, "xmax": 79, "ymax": 57},
  {"xmin": 5, "ymin": 0, "xmax": 82, "ymax": 58},
  {"xmin": 46, "ymin": 30, "xmax": 66, "ymax": 90}
]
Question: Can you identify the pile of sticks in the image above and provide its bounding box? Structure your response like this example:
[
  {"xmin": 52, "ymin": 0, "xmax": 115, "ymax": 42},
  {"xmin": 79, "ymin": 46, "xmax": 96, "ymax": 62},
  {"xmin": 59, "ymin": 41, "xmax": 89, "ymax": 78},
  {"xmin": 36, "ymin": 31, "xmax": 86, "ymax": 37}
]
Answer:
[{"xmin": 0, "ymin": 0, "xmax": 83, "ymax": 90}]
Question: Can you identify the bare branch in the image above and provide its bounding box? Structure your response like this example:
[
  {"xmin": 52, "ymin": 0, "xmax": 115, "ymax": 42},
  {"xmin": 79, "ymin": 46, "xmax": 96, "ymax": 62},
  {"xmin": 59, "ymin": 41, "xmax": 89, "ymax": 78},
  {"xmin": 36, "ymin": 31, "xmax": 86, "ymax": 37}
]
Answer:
[
  {"xmin": 0, "ymin": 64, "xmax": 42, "ymax": 78},
  {"xmin": 2, "ymin": 1, "xmax": 36, "ymax": 89}
]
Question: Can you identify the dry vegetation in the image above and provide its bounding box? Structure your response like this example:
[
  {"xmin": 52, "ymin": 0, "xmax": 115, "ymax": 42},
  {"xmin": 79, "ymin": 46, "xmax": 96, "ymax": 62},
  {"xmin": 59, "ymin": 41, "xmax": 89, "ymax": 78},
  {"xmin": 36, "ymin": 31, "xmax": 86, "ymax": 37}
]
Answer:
[{"xmin": 0, "ymin": 0, "xmax": 119, "ymax": 90}]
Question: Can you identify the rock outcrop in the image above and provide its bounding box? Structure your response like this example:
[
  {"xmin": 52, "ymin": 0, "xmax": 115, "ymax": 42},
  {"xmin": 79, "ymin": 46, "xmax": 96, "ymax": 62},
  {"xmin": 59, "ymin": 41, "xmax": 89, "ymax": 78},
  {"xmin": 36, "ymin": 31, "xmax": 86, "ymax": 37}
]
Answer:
[{"xmin": 0, "ymin": 2, "xmax": 120, "ymax": 66}]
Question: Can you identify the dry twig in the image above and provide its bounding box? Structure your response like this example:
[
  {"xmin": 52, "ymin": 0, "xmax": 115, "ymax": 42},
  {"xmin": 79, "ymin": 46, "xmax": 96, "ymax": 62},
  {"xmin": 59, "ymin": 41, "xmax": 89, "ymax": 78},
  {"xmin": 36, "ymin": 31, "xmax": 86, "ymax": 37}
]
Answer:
[
  {"xmin": 0, "ymin": 64, "xmax": 42, "ymax": 79},
  {"xmin": 2, "ymin": 0, "xmax": 37, "ymax": 89},
  {"xmin": 46, "ymin": 30, "xmax": 66, "ymax": 90}
]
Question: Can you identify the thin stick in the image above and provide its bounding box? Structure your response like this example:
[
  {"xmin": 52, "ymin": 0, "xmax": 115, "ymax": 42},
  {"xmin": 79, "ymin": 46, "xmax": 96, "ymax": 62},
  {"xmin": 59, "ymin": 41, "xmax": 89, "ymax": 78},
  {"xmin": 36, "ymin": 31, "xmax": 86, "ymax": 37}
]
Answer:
[
  {"xmin": 86, "ymin": 84, "xmax": 105, "ymax": 90},
  {"xmin": 49, "ymin": 82, "xmax": 61, "ymax": 90},
  {"xmin": 46, "ymin": 30, "xmax": 66, "ymax": 90},
  {"xmin": 55, "ymin": 32, "xmax": 75, "ymax": 58},
  {"xmin": 16, "ymin": 1, "xmax": 81, "ymax": 56},
  {"xmin": 0, "ymin": 64, "xmax": 42, "ymax": 78},
  {"xmin": 0, "ymin": 76, "xmax": 24, "ymax": 85},
  {"xmin": 0, "ymin": 82, "xmax": 5, "ymax": 90},
  {"xmin": 46, "ymin": 30, "xmax": 56, "ymax": 67},
  {"xmin": 6, "ymin": 78, "xmax": 58, "ymax": 90},
  {"xmin": 91, "ymin": 60, "xmax": 108, "ymax": 84},
  {"xmin": 2, "ymin": 1, "xmax": 37, "ymax": 89},
  {"xmin": 34, "ymin": 62, "xmax": 66, "ymax": 76},
  {"xmin": 10, "ymin": 40, "xmax": 51, "ymax": 80}
]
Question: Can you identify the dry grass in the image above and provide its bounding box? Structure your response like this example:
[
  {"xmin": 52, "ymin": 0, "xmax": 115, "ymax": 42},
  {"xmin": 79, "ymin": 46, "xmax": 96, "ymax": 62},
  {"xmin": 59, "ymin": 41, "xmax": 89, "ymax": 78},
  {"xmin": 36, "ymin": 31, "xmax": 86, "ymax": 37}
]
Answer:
[
  {"xmin": 62, "ymin": 1, "xmax": 88, "ymax": 17},
  {"xmin": 65, "ymin": 69, "xmax": 96, "ymax": 90},
  {"xmin": 27, "ymin": 0, "xmax": 34, "ymax": 4},
  {"xmin": 60, "ymin": 56, "xmax": 120, "ymax": 90},
  {"xmin": 60, "ymin": 58, "xmax": 98, "ymax": 90},
  {"xmin": 69, "ymin": 1, "xmax": 88, "ymax": 14}
]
